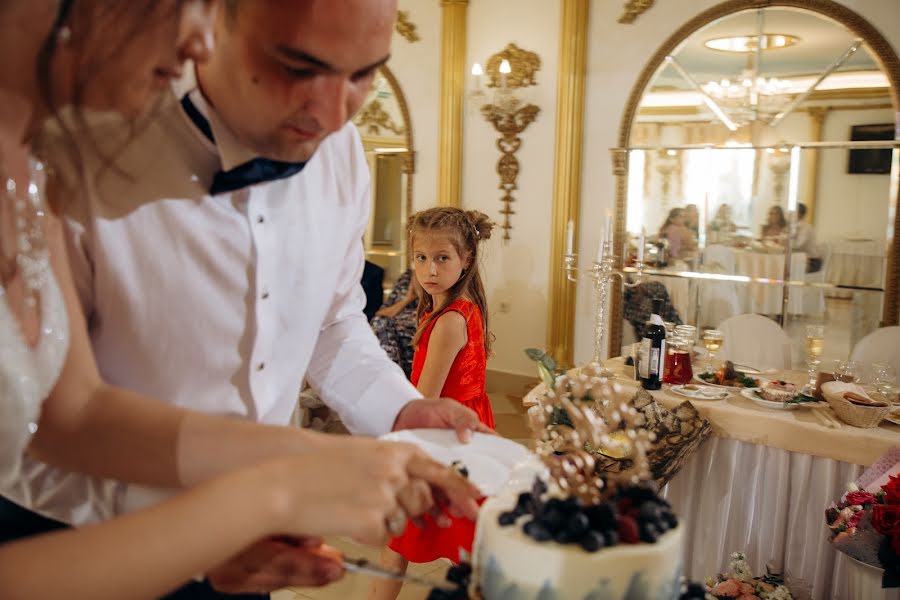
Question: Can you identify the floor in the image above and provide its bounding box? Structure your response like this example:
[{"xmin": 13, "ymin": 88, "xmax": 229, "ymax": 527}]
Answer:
[{"xmin": 273, "ymin": 390, "xmax": 530, "ymax": 600}]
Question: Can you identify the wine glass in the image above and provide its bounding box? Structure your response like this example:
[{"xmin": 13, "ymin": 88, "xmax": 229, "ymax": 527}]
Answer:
[
  {"xmin": 833, "ymin": 360, "xmax": 862, "ymax": 384},
  {"xmin": 802, "ymin": 324, "xmax": 825, "ymax": 395},
  {"xmin": 701, "ymin": 329, "xmax": 723, "ymax": 374},
  {"xmin": 872, "ymin": 363, "xmax": 897, "ymax": 402}
]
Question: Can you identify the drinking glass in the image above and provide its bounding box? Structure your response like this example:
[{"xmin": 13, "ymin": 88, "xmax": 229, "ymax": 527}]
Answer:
[
  {"xmin": 833, "ymin": 360, "xmax": 862, "ymax": 384},
  {"xmin": 872, "ymin": 363, "xmax": 897, "ymax": 401},
  {"xmin": 802, "ymin": 324, "xmax": 825, "ymax": 395},
  {"xmin": 701, "ymin": 329, "xmax": 723, "ymax": 374}
]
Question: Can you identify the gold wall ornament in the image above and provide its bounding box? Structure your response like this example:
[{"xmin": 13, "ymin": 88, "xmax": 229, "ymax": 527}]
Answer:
[
  {"xmin": 354, "ymin": 99, "xmax": 406, "ymax": 137},
  {"xmin": 485, "ymin": 43, "xmax": 542, "ymax": 89},
  {"xmin": 618, "ymin": 0, "xmax": 656, "ymax": 24},
  {"xmin": 481, "ymin": 101, "xmax": 541, "ymax": 241},
  {"xmin": 395, "ymin": 10, "xmax": 420, "ymax": 43}
]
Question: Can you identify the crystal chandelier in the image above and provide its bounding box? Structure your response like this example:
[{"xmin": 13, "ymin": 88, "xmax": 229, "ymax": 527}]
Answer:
[{"xmin": 701, "ymin": 70, "xmax": 793, "ymax": 127}]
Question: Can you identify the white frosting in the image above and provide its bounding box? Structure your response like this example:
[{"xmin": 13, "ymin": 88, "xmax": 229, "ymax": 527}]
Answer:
[{"xmin": 474, "ymin": 494, "xmax": 684, "ymax": 600}]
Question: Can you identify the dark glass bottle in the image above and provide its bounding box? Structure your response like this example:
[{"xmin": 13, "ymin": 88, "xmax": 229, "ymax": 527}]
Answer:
[{"xmin": 640, "ymin": 299, "xmax": 666, "ymax": 390}]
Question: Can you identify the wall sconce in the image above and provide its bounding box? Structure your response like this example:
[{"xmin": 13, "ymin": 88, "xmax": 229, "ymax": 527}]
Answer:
[
  {"xmin": 766, "ymin": 144, "xmax": 792, "ymax": 201},
  {"xmin": 469, "ymin": 43, "xmax": 541, "ymax": 241}
]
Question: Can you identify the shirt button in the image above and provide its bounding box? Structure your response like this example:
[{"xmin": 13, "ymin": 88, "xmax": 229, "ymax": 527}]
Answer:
[
  {"xmin": 261, "ymin": 291, "xmax": 270, "ymax": 300},
  {"xmin": 256, "ymin": 215, "xmax": 265, "ymax": 224},
  {"xmin": 257, "ymin": 362, "xmax": 265, "ymax": 371}
]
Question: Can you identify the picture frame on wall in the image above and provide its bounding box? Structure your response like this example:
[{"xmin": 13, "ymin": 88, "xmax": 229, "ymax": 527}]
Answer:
[{"xmin": 847, "ymin": 123, "xmax": 894, "ymax": 175}]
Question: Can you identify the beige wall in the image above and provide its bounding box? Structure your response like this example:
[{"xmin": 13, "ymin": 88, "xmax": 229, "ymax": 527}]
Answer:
[{"xmin": 387, "ymin": 0, "xmax": 900, "ymax": 376}]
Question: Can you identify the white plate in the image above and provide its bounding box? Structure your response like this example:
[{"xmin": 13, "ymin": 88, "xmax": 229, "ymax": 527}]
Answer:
[
  {"xmin": 380, "ymin": 429, "xmax": 532, "ymax": 497},
  {"xmin": 884, "ymin": 409, "xmax": 900, "ymax": 426},
  {"xmin": 739, "ymin": 387, "xmax": 829, "ymax": 411},
  {"xmin": 694, "ymin": 373, "xmax": 767, "ymax": 390},
  {"xmin": 670, "ymin": 384, "xmax": 730, "ymax": 401}
]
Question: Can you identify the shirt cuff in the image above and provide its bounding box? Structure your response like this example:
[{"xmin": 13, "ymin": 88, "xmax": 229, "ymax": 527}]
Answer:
[{"xmin": 341, "ymin": 367, "xmax": 421, "ymax": 436}]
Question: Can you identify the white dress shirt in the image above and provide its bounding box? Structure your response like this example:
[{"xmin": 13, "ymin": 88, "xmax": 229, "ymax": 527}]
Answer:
[{"xmin": 4, "ymin": 86, "xmax": 419, "ymax": 525}]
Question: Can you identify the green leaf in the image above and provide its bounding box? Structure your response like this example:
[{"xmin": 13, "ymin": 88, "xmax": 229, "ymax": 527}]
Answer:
[
  {"xmin": 525, "ymin": 348, "xmax": 546, "ymax": 362},
  {"xmin": 537, "ymin": 361, "xmax": 556, "ymax": 388},
  {"xmin": 540, "ymin": 353, "xmax": 557, "ymax": 373}
]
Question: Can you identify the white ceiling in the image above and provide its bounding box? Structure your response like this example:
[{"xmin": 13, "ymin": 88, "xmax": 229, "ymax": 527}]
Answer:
[{"xmin": 650, "ymin": 6, "xmax": 883, "ymax": 92}]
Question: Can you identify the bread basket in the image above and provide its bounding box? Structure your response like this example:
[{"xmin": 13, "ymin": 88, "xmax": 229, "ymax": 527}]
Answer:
[{"xmin": 821, "ymin": 381, "xmax": 889, "ymax": 428}]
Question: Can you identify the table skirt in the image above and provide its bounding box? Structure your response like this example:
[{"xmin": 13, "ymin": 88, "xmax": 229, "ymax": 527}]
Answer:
[{"xmin": 663, "ymin": 436, "xmax": 868, "ymax": 600}]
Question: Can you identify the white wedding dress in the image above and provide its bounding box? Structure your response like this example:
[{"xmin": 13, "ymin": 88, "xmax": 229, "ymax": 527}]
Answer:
[{"xmin": 0, "ymin": 208, "xmax": 69, "ymax": 488}]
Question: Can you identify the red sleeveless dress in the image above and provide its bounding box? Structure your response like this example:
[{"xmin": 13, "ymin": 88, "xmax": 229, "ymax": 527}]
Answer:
[{"xmin": 388, "ymin": 299, "xmax": 495, "ymax": 563}]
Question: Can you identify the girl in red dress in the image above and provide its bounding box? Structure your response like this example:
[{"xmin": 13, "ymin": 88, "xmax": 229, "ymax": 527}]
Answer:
[{"xmin": 369, "ymin": 207, "xmax": 495, "ymax": 600}]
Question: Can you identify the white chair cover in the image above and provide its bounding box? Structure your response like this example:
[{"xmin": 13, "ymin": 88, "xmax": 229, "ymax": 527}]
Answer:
[
  {"xmin": 850, "ymin": 326, "xmax": 900, "ymax": 373},
  {"xmin": 719, "ymin": 313, "xmax": 792, "ymax": 370},
  {"xmin": 698, "ymin": 245, "xmax": 743, "ymax": 328}
]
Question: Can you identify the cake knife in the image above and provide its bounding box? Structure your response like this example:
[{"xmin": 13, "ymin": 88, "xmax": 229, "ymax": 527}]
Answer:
[{"xmin": 342, "ymin": 556, "xmax": 458, "ymax": 591}]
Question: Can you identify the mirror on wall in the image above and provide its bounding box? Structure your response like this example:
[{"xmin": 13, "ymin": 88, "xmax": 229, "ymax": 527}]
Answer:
[
  {"xmin": 354, "ymin": 66, "xmax": 414, "ymax": 293},
  {"xmin": 614, "ymin": 4, "xmax": 898, "ymax": 367}
]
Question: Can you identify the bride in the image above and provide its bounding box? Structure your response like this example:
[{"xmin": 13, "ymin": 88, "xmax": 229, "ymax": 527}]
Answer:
[{"xmin": 0, "ymin": 1, "xmax": 479, "ymax": 597}]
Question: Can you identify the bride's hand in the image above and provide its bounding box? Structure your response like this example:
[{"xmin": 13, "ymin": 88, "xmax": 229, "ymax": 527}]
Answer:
[{"xmin": 261, "ymin": 440, "xmax": 480, "ymax": 546}]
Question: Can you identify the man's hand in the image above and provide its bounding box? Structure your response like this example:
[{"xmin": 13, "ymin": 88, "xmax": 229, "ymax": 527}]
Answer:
[
  {"xmin": 207, "ymin": 537, "xmax": 343, "ymax": 593},
  {"xmin": 393, "ymin": 398, "xmax": 493, "ymax": 442}
]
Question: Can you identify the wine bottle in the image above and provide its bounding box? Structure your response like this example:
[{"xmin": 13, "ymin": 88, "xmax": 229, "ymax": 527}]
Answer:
[{"xmin": 640, "ymin": 299, "xmax": 666, "ymax": 390}]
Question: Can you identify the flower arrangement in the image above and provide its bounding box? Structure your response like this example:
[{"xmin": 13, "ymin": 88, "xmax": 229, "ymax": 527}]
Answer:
[
  {"xmin": 825, "ymin": 475, "xmax": 900, "ymax": 587},
  {"xmin": 702, "ymin": 551, "xmax": 794, "ymax": 600}
]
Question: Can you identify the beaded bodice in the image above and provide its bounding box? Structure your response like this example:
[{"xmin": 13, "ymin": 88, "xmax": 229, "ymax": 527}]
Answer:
[{"xmin": 0, "ymin": 177, "xmax": 69, "ymax": 487}]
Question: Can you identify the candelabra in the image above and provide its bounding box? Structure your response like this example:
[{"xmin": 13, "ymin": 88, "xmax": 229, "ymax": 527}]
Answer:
[{"xmin": 564, "ymin": 239, "xmax": 645, "ymax": 377}]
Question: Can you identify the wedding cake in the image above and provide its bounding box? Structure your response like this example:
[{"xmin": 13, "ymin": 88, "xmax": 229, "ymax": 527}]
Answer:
[{"xmin": 430, "ymin": 364, "xmax": 685, "ymax": 600}]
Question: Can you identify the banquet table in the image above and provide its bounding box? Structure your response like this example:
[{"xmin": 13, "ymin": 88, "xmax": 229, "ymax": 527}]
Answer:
[
  {"xmin": 732, "ymin": 249, "xmax": 807, "ymax": 315},
  {"xmin": 826, "ymin": 238, "xmax": 887, "ymax": 299},
  {"xmin": 523, "ymin": 357, "xmax": 900, "ymax": 600}
]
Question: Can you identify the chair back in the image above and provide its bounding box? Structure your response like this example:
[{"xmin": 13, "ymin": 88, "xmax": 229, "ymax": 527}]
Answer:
[
  {"xmin": 850, "ymin": 326, "xmax": 900, "ymax": 373},
  {"xmin": 718, "ymin": 314, "xmax": 792, "ymax": 370}
]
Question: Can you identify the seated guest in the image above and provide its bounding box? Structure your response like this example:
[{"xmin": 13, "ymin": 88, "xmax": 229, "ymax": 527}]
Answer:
[
  {"xmin": 761, "ymin": 205, "xmax": 788, "ymax": 240},
  {"xmin": 362, "ymin": 260, "xmax": 386, "ymax": 321},
  {"xmin": 623, "ymin": 282, "xmax": 683, "ymax": 340},
  {"xmin": 372, "ymin": 269, "xmax": 419, "ymax": 378},
  {"xmin": 658, "ymin": 208, "xmax": 697, "ymax": 259},
  {"xmin": 707, "ymin": 204, "xmax": 737, "ymax": 243},
  {"xmin": 793, "ymin": 203, "xmax": 822, "ymax": 272}
]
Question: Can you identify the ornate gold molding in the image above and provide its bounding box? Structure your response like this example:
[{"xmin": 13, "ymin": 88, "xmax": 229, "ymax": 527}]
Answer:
[
  {"xmin": 437, "ymin": 0, "xmax": 468, "ymax": 207},
  {"xmin": 803, "ymin": 106, "xmax": 829, "ymax": 220},
  {"xmin": 395, "ymin": 10, "xmax": 420, "ymax": 43},
  {"xmin": 354, "ymin": 99, "xmax": 406, "ymax": 137},
  {"xmin": 547, "ymin": 0, "xmax": 590, "ymax": 367},
  {"xmin": 485, "ymin": 44, "xmax": 541, "ymax": 89},
  {"xmin": 481, "ymin": 102, "xmax": 541, "ymax": 241},
  {"xmin": 618, "ymin": 0, "xmax": 656, "ymax": 24},
  {"xmin": 613, "ymin": 0, "xmax": 900, "ymax": 353},
  {"xmin": 377, "ymin": 65, "xmax": 416, "ymax": 179}
]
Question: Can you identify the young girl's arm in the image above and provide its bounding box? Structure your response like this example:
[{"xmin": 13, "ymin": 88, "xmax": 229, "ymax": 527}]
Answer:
[{"xmin": 414, "ymin": 311, "xmax": 468, "ymax": 398}]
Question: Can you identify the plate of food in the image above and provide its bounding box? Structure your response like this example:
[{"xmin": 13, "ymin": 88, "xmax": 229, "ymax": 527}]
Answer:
[
  {"xmin": 695, "ymin": 361, "xmax": 765, "ymax": 389},
  {"xmin": 380, "ymin": 429, "xmax": 531, "ymax": 497},
  {"xmin": 884, "ymin": 408, "xmax": 900, "ymax": 427},
  {"xmin": 670, "ymin": 384, "xmax": 730, "ymax": 401},
  {"xmin": 739, "ymin": 381, "xmax": 828, "ymax": 411}
]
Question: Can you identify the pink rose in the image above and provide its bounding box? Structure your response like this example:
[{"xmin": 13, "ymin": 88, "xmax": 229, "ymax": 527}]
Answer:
[{"xmin": 846, "ymin": 491, "xmax": 877, "ymax": 506}]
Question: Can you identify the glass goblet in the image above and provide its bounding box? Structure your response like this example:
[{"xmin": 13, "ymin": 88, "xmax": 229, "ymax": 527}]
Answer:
[
  {"xmin": 833, "ymin": 360, "xmax": 862, "ymax": 384},
  {"xmin": 701, "ymin": 329, "xmax": 723, "ymax": 375},
  {"xmin": 872, "ymin": 363, "xmax": 897, "ymax": 402},
  {"xmin": 802, "ymin": 324, "xmax": 825, "ymax": 395}
]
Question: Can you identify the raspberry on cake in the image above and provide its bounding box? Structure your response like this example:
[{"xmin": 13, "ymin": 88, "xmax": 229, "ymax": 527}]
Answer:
[{"xmin": 760, "ymin": 380, "xmax": 796, "ymax": 403}]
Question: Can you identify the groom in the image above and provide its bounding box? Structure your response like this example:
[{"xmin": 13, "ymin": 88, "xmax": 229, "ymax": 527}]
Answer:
[{"xmin": 8, "ymin": 1, "xmax": 488, "ymax": 598}]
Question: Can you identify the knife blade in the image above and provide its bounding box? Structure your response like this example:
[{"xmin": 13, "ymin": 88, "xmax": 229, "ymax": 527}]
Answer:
[{"xmin": 341, "ymin": 556, "xmax": 458, "ymax": 591}]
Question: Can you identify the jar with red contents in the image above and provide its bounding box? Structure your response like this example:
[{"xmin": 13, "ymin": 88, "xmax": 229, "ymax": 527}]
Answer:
[{"xmin": 663, "ymin": 336, "xmax": 694, "ymax": 384}]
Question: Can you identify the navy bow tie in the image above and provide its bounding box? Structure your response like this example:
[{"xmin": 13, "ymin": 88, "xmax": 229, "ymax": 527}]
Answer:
[{"xmin": 180, "ymin": 94, "xmax": 306, "ymax": 195}]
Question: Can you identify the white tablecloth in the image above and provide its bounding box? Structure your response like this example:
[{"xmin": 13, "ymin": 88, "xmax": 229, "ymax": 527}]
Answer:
[
  {"xmin": 733, "ymin": 249, "xmax": 807, "ymax": 315},
  {"xmin": 827, "ymin": 239, "xmax": 886, "ymax": 299},
  {"xmin": 664, "ymin": 437, "xmax": 866, "ymax": 600}
]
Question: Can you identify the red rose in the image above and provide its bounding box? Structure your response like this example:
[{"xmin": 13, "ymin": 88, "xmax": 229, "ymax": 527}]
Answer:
[
  {"xmin": 872, "ymin": 504, "xmax": 900, "ymax": 535},
  {"xmin": 846, "ymin": 491, "xmax": 878, "ymax": 506},
  {"xmin": 883, "ymin": 475, "xmax": 900, "ymax": 505}
]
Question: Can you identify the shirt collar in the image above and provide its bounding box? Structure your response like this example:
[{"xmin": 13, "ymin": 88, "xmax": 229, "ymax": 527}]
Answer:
[{"xmin": 174, "ymin": 66, "xmax": 258, "ymax": 172}]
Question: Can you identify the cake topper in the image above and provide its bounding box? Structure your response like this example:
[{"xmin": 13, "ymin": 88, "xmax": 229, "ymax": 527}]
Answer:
[{"xmin": 532, "ymin": 362, "xmax": 655, "ymax": 504}]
